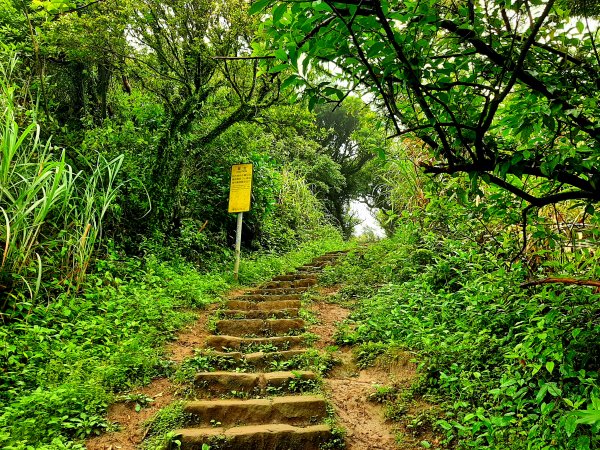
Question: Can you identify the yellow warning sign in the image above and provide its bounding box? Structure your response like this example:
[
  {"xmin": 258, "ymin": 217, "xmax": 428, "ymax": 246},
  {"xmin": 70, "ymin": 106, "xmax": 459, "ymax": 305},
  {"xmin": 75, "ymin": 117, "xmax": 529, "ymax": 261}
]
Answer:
[{"xmin": 228, "ymin": 163, "xmax": 253, "ymax": 213}]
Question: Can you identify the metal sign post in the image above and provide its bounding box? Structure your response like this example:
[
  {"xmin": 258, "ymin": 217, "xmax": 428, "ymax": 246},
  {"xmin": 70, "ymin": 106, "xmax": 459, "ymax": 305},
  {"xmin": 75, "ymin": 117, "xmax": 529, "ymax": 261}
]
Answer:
[{"xmin": 228, "ymin": 163, "xmax": 253, "ymax": 280}]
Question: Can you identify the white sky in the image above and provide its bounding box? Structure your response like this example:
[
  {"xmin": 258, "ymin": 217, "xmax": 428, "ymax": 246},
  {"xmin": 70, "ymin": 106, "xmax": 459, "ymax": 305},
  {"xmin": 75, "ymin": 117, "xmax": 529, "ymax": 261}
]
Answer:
[{"xmin": 350, "ymin": 200, "xmax": 385, "ymax": 237}]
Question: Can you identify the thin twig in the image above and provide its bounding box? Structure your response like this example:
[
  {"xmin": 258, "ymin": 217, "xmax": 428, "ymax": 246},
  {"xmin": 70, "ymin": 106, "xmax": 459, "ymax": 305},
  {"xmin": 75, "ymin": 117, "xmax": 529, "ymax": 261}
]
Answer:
[
  {"xmin": 213, "ymin": 56, "xmax": 275, "ymax": 60},
  {"xmin": 521, "ymin": 277, "xmax": 600, "ymax": 289}
]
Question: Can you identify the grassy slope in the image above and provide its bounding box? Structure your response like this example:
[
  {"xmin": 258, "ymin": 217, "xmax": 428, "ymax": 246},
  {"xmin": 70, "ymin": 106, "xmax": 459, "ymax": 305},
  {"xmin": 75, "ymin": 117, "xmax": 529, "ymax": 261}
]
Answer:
[
  {"xmin": 321, "ymin": 225, "xmax": 600, "ymax": 449},
  {"xmin": 0, "ymin": 233, "xmax": 349, "ymax": 449}
]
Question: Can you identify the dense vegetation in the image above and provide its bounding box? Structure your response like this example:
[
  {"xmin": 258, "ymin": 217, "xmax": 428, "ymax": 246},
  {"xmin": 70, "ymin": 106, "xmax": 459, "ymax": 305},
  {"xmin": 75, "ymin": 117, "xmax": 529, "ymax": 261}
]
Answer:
[
  {"xmin": 322, "ymin": 188, "xmax": 600, "ymax": 448},
  {"xmin": 0, "ymin": 0, "xmax": 364, "ymax": 447},
  {"xmin": 1, "ymin": 0, "xmax": 600, "ymax": 448}
]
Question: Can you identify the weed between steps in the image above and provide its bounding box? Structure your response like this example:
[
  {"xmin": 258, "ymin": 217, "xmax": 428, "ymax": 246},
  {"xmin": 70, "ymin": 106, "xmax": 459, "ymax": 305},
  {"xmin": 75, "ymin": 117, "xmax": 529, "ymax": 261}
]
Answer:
[{"xmin": 141, "ymin": 254, "xmax": 350, "ymax": 450}]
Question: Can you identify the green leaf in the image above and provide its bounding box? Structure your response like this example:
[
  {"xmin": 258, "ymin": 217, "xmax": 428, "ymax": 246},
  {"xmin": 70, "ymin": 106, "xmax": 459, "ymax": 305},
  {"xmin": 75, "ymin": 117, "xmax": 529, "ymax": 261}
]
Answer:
[
  {"xmin": 576, "ymin": 21, "xmax": 584, "ymax": 34},
  {"xmin": 577, "ymin": 435, "xmax": 591, "ymax": 450},
  {"xmin": 574, "ymin": 410, "xmax": 600, "ymax": 425},
  {"xmin": 268, "ymin": 64, "xmax": 289, "ymax": 73},
  {"xmin": 565, "ymin": 414, "xmax": 578, "ymax": 437},
  {"xmin": 272, "ymin": 3, "xmax": 287, "ymax": 24},
  {"xmin": 536, "ymin": 384, "xmax": 548, "ymax": 403},
  {"xmin": 585, "ymin": 204, "xmax": 595, "ymax": 216},
  {"xmin": 547, "ymin": 383, "xmax": 562, "ymax": 397},
  {"xmin": 274, "ymin": 49, "xmax": 287, "ymax": 61},
  {"xmin": 248, "ymin": 0, "xmax": 271, "ymax": 15},
  {"xmin": 280, "ymin": 74, "xmax": 300, "ymax": 90},
  {"xmin": 546, "ymin": 361, "xmax": 555, "ymax": 374}
]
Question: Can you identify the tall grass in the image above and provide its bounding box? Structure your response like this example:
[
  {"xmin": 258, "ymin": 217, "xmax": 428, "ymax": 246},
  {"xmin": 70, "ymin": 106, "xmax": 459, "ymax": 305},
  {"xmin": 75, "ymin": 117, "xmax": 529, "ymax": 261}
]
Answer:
[{"xmin": 0, "ymin": 56, "xmax": 123, "ymax": 318}]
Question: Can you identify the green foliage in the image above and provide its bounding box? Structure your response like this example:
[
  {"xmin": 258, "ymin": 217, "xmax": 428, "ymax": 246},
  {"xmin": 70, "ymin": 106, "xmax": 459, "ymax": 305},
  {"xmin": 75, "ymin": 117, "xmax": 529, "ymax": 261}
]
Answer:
[
  {"xmin": 0, "ymin": 235, "xmax": 347, "ymax": 448},
  {"xmin": 313, "ymin": 98, "xmax": 389, "ymax": 236},
  {"xmin": 142, "ymin": 402, "xmax": 189, "ymax": 450},
  {"xmin": 256, "ymin": 0, "xmax": 600, "ymax": 211},
  {"xmin": 0, "ymin": 57, "xmax": 123, "ymax": 315},
  {"xmin": 258, "ymin": 169, "xmax": 332, "ymax": 250},
  {"xmin": 330, "ymin": 215, "xmax": 600, "ymax": 448}
]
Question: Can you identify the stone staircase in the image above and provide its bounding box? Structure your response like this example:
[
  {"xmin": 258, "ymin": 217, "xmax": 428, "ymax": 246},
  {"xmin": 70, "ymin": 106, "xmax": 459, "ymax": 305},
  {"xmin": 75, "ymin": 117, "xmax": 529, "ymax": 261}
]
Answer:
[{"xmin": 171, "ymin": 250, "xmax": 348, "ymax": 450}]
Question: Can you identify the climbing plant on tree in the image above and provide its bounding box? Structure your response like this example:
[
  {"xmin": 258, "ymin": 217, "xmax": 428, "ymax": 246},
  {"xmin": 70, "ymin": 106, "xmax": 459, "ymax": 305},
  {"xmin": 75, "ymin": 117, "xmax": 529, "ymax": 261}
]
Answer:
[{"xmin": 253, "ymin": 0, "xmax": 600, "ymax": 216}]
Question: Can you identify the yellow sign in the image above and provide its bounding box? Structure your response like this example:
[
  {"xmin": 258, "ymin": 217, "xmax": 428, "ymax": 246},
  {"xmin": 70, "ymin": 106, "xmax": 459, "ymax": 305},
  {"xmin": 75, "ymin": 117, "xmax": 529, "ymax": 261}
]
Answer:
[{"xmin": 228, "ymin": 163, "xmax": 253, "ymax": 213}]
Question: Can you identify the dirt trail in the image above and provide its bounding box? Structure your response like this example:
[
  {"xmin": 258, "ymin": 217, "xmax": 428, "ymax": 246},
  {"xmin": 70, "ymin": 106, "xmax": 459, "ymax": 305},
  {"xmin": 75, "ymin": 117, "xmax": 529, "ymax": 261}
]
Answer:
[
  {"xmin": 307, "ymin": 288, "xmax": 403, "ymax": 450},
  {"xmin": 87, "ymin": 251, "xmax": 412, "ymax": 450}
]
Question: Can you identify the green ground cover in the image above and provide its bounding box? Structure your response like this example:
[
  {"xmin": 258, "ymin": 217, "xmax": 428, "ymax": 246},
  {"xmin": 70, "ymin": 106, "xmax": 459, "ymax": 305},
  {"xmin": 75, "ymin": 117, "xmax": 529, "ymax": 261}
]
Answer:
[
  {"xmin": 322, "ymin": 225, "xmax": 600, "ymax": 449},
  {"xmin": 0, "ymin": 231, "xmax": 347, "ymax": 449}
]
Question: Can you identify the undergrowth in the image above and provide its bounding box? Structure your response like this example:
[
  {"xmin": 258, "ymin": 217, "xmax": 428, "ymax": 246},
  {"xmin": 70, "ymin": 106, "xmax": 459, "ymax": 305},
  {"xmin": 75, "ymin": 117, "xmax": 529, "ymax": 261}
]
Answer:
[
  {"xmin": 324, "ymin": 222, "xmax": 600, "ymax": 449},
  {"xmin": 0, "ymin": 233, "xmax": 347, "ymax": 448}
]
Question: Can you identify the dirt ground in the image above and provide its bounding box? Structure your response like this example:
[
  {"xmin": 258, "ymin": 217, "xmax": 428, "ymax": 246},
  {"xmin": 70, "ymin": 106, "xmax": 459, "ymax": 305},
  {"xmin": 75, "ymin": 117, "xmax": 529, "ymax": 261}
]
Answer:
[
  {"xmin": 85, "ymin": 305, "xmax": 216, "ymax": 450},
  {"xmin": 85, "ymin": 378, "xmax": 175, "ymax": 450},
  {"xmin": 86, "ymin": 282, "xmax": 437, "ymax": 450},
  {"xmin": 308, "ymin": 286, "xmax": 439, "ymax": 450},
  {"xmin": 307, "ymin": 287, "xmax": 402, "ymax": 449}
]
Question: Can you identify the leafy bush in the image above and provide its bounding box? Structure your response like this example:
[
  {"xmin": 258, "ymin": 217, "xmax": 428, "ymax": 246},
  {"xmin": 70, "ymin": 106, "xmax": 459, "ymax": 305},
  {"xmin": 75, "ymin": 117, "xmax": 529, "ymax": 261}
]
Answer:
[
  {"xmin": 0, "ymin": 233, "xmax": 347, "ymax": 448},
  {"xmin": 0, "ymin": 57, "xmax": 123, "ymax": 316},
  {"xmin": 332, "ymin": 224, "xmax": 600, "ymax": 449}
]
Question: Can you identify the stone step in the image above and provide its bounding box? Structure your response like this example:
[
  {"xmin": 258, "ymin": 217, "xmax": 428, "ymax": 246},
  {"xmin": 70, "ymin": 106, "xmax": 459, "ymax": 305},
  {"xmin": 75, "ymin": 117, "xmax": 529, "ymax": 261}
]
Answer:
[
  {"xmin": 206, "ymin": 335, "xmax": 304, "ymax": 352},
  {"xmin": 204, "ymin": 349, "xmax": 307, "ymax": 370},
  {"xmin": 310, "ymin": 261, "xmax": 332, "ymax": 267},
  {"xmin": 225, "ymin": 299, "xmax": 301, "ymax": 311},
  {"xmin": 238, "ymin": 293, "xmax": 301, "ymax": 302},
  {"xmin": 183, "ymin": 395, "xmax": 327, "ymax": 427},
  {"xmin": 296, "ymin": 265, "xmax": 323, "ymax": 271},
  {"xmin": 323, "ymin": 250, "xmax": 350, "ymax": 255},
  {"xmin": 312, "ymin": 256, "xmax": 338, "ymax": 262},
  {"xmin": 193, "ymin": 371, "xmax": 317, "ymax": 395},
  {"xmin": 251, "ymin": 287, "xmax": 310, "ymax": 295},
  {"xmin": 173, "ymin": 424, "xmax": 331, "ymax": 450},
  {"xmin": 215, "ymin": 319, "xmax": 305, "ymax": 337},
  {"xmin": 260, "ymin": 279, "xmax": 317, "ymax": 289},
  {"xmin": 271, "ymin": 274, "xmax": 317, "ymax": 282},
  {"xmin": 219, "ymin": 308, "xmax": 299, "ymax": 319}
]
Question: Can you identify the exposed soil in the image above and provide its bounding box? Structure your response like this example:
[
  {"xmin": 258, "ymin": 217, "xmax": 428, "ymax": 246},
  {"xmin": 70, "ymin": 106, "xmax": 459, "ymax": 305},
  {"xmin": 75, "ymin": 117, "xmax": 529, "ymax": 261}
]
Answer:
[
  {"xmin": 166, "ymin": 304, "xmax": 217, "ymax": 363},
  {"xmin": 85, "ymin": 263, "xmax": 437, "ymax": 450},
  {"xmin": 325, "ymin": 349, "xmax": 400, "ymax": 450},
  {"xmin": 307, "ymin": 284, "xmax": 411, "ymax": 450},
  {"xmin": 85, "ymin": 304, "xmax": 216, "ymax": 450},
  {"xmin": 308, "ymin": 302, "xmax": 350, "ymax": 349},
  {"xmin": 86, "ymin": 378, "xmax": 174, "ymax": 450}
]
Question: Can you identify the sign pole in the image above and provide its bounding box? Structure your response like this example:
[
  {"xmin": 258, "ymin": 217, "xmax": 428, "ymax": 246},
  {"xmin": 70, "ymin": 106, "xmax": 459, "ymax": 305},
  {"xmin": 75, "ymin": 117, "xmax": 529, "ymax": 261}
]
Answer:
[
  {"xmin": 228, "ymin": 163, "xmax": 253, "ymax": 281},
  {"xmin": 234, "ymin": 212, "xmax": 243, "ymax": 280}
]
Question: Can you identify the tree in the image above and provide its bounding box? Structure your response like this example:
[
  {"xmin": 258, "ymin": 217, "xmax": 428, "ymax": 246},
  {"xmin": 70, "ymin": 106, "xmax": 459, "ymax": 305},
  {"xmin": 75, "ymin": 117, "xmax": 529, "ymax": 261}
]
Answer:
[
  {"xmin": 255, "ymin": 0, "xmax": 600, "ymax": 215},
  {"xmin": 314, "ymin": 98, "xmax": 386, "ymax": 236}
]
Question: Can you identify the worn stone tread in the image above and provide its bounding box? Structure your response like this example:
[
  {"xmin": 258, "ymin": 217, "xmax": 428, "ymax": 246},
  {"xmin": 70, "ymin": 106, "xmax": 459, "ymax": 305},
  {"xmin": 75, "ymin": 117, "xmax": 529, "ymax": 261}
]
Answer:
[
  {"xmin": 244, "ymin": 349, "xmax": 306, "ymax": 363},
  {"xmin": 271, "ymin": 274, "xmax": 318, "ymax": 282},
  {"xmin": 226, "ymin": 299, "xmax": 301, "ymax": 310},
  {"xmin": 203, "ymin": 349, "xmax": 306, "ymax": 370},
  {"xmin": 174, "ymin": 424, "xmax": 331, "ymax": 450},
  {"xmin": 215, "ymin": 318, "xmax": 305, "ymax": 337},
  {"xmin": 251, "ymin": 287, "xmax": 311, "ymax": 295},
  {"xmin": 239, "ymin": 293, "xmax": 302, "ymax": 302},
  {"xmin": 193, "ymin": 371, "xmax": 317, "ymax": 394},
  {"xmin": 205, "ymin": 335, "xmax": 304, "ymax": 351},
  {"xmin": 183, "ymin": 395, "xmax": 327, "ymax": 426},
  {"xmin": 260, "ymin": 279, "xmax": 317, "ymax": 289},
  {"xmin": 219, "ymin": 308, "xmax": 299, "ymax": 319}
]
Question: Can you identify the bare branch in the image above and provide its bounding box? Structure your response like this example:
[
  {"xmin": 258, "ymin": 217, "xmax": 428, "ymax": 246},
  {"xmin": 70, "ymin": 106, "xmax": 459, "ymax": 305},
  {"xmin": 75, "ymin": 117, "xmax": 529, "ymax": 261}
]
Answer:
[{"xmin": 521, "ymin": 278, "xmax": 600, "ymax": 289}]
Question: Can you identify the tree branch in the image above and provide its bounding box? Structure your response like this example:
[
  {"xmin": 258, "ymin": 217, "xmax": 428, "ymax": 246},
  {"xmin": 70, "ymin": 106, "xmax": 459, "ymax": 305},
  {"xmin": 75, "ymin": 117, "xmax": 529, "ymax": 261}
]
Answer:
[
  {"xmin": 438, "ymin": 19, "xmax": 600, "ymax": 142},
  {"xmin": 521, "ymin": 278, "xmax": 600, "ymax": 289},
  {"xmin": 213, "ymin": 56, "xmax": 275, "ymax": 60}
]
